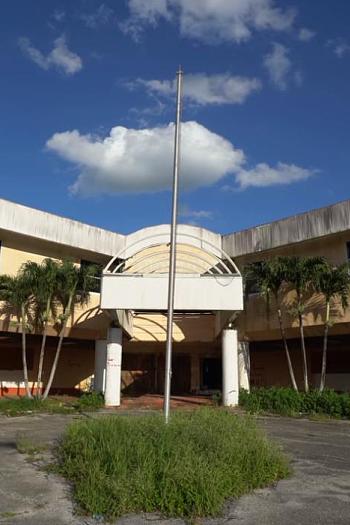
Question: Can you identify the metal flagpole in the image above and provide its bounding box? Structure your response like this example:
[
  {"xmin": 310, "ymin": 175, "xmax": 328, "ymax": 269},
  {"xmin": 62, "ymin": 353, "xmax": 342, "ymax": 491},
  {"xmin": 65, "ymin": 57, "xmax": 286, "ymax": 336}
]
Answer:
[{"xmin": 163, "ymin": 66, "xmax": 183, "ymax": 423}]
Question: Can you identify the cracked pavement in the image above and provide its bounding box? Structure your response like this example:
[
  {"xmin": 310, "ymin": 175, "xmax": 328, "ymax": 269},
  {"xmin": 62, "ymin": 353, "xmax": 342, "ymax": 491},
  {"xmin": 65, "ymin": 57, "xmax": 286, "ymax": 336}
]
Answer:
[{"xmin": 0, "ymin": 413, "xmax": 349, "ymax": 524}]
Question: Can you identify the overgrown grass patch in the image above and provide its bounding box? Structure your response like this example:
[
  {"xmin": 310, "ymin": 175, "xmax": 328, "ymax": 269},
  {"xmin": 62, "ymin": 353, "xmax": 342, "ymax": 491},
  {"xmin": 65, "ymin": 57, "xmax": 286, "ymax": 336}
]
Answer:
[
  {"xmin": 74, "ymin": 391, "xmax": 104, "ymax": 411},
  {"xmin": 239, "ymin": 387, "xmax": 350, "ymax": 418},
  {"xmin": 0, "ymin": 392, "xmax": 105, "ymax": 416},
  {"xmin": 0, "ymin": 396, "xmax": 75, "ymax": 416},
  {"xmin": 57, "ymin": 409, "xmax": 289, "ymax": 520}
]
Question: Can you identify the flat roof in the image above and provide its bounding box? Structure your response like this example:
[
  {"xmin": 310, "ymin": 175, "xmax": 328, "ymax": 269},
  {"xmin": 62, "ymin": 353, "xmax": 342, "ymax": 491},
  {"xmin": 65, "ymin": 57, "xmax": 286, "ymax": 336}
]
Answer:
[
  {"xmin": 223, "ymin": 199, "xmax": 350, "ymax": 256},
  {"xmin": 1, "ymin": 197, "xmax": 350, "ymax": 258}
]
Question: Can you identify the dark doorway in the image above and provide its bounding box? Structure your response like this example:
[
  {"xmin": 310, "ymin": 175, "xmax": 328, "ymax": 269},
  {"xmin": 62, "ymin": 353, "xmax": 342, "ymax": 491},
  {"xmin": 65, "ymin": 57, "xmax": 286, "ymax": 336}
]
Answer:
[
  {"xmin": 121, "ymin": 354, "xmax": 155, "ymax": 395},
  {"xmin": 156, "ymin": 354, "xmax": 191, "ymax": 395},
  {"xmin": 201, "ymin": 358, "xmax": 222, "ymax": 390}
]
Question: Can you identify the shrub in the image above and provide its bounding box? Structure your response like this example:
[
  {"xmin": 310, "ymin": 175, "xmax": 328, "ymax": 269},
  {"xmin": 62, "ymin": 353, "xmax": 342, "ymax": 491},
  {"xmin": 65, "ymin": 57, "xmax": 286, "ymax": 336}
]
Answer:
[
  {"xmin": 57, "ymin": 409, "xmax": 289, "ymax": 520},
  {"xmin": 239, "ymin": 387, "xmax": 350, "ymax": 419},
  {"xmin": 75, "ymin": 391, "xmax": 104, "ymax": 411}
]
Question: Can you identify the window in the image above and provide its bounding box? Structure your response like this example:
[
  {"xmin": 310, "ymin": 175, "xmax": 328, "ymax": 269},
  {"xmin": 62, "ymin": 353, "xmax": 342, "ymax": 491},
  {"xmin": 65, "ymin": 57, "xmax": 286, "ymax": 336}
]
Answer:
[{"xmin": 80, "ymin": 260, "xmax": 103, "ymax": 293}]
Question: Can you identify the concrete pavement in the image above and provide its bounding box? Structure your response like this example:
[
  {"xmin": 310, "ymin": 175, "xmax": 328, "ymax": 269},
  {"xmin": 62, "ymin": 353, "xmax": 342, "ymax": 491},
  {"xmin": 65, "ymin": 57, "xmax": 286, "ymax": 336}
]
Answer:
[{"xmin": 0, "ymin": 413, "xmax": 349, "ymax": 524}]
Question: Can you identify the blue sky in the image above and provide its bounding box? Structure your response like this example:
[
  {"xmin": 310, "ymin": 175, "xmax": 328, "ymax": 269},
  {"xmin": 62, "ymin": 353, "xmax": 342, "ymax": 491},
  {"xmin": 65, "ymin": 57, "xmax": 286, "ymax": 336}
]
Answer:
[{"xmin": 1, "ymin": 0, "xmax": 350, "ymax": 235}]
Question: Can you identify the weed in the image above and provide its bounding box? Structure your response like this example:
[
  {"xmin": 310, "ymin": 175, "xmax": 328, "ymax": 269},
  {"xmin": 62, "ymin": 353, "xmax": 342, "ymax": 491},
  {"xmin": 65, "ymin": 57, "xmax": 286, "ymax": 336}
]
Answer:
[
  {"xmin": 16, "ymin": 433, "xmax": 48, "ymax": 456},
  {"xmin": 0, "ymin": 395, "xmax": 102, "ymax": 417},
  {"xmin": 75, "ymin": 392, "xmax": 104, "ymax": 411},
  {"xmin": 57, "ymin": 409, "xmax": 289, "ymax": 520}
]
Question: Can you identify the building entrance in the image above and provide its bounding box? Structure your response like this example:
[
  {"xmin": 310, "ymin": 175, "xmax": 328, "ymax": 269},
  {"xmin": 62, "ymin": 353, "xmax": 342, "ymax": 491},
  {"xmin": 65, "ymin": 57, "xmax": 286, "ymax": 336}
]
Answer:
[{"xmin": 201, "ymin": 358, "xmax": 222, "ymax": 390}]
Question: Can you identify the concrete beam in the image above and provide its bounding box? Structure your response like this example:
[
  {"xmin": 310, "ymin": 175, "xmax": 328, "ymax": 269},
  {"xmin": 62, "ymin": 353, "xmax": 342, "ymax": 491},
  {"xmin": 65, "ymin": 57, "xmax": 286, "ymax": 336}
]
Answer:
[
  {"xmin": 0, "ymin": 198, "xmax": 125, "ymax": 256},
  {"xmin": 223, "ymin": 199, "xmax": 350, "ymax": 257}
]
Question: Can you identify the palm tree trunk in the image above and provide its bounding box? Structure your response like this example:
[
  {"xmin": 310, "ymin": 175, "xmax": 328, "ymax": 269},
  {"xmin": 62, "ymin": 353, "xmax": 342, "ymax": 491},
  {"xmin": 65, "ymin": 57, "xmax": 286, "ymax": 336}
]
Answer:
[
  {"xmin": 42, "ymin": 293, "xmax": 73, "ymax": 400},
  {"xmin": 21, "ymin": 304, "xmax": 32, "ymax": 399},
  {"xmin": 277, "ymin": 307, "xmax": 298, "ymax": 391},
  {"xmin": 36, "ymin": 298, "xmax": 51, "ymax": 398},
  {"xmin": 298, "ymin": 312, "xmax": 309, "ymax": 392},
  {"xmin": 36, "ymin": 323, "xmax": 48, "ymax": 399},
  {"xmin": 319, "ymin": 300, "xmax": 330, "ymax": 392}
]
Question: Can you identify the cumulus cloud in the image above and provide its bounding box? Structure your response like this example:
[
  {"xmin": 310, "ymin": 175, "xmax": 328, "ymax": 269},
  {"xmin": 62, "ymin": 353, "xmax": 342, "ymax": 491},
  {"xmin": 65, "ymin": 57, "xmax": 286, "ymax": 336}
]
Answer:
[
  {"xmin": 18, "ymin": 35, "xmax": 82, "ymax": 75},
  {"xmin": 234, "ymin": 162, "xmax": 315, "ymax": 189},
  {"xmin": 122, "ymin": 0, "xmax": 296, "ymax": 43},
  {"xmin": 263, "ymin": 43, "xmax": 291, "ymax": 90},
  {"xmin": 46, "ymin": 121, "xmax": 245, "ymax": 195},
  {"xmin": 298, "ymin": 27, "xmax": 315, "ymax": 42},
  {"xmin": 47, "ymin": 121, "xmax": 314, "ymax": 195},
  {"xmin": 130, "ymin": 73, "xmax": 262, "ymax": 106}
]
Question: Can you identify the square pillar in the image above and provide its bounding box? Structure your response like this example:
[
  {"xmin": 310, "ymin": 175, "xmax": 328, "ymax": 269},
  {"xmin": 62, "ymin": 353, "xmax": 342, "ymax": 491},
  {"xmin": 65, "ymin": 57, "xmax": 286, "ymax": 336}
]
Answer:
[
  {"xmin": 238, "ymin": 341, "xmax": 250, "ymax": 392},
  {"xmin": 104, "ymin": 327, "xmax": 122, "ymax": 407},
  {"xmin": 222, "ymin": 328, "xmax": 239, "ymax": 406},
  {"xmin": 94, "ymin": 340, "xmax": 107, "ymax": 393}
]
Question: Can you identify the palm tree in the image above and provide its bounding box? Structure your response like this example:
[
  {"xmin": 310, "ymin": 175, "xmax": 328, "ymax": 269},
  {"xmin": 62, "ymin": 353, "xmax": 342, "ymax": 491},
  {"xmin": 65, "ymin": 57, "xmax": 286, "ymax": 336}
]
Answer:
[
  {"xmin": 314, "ymin": 262, "xmax": 350, "ymax": 392},
  {"xmin": 21, "ymin": 259, "xmax": 59, "ymax": 398},
  {"xmin": 244, "ymin": 259, "xmax": 298, "ymax": 391},
  {"xmin": 283, "ymin": 256, "xmax": 327, "ymax": 392},
  {"xmin": 42, "ymin": 260, "xmax": 97, "ymax": 399},
  {"xmin": 0, "ymin": 273, "xmax": 34, "ymax": 398}
]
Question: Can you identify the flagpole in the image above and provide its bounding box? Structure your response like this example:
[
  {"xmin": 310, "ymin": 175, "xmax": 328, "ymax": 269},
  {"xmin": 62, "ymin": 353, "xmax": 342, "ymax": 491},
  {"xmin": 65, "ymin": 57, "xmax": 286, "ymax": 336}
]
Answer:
[{"xmin": 163, "ymin": 66, "xmax": 183, "ymax": 423}]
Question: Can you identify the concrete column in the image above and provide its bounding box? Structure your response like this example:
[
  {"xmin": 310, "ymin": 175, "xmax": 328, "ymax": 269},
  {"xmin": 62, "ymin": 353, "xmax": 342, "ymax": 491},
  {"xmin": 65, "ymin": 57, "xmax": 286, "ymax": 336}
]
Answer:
[
  {"xmin": 94, "ymin": 340, "xmax": 107, "ymax": 393},
  {"xmin": 222, "ymin": 328, "xmax": 239, "ymax": 406},
  {"xmin": 238, "ymin": 341, "xmax": 250, "ymax": 392},
  {"xmin": 104, "ymin": 327, "xmax": 122, "ymax": 407}
]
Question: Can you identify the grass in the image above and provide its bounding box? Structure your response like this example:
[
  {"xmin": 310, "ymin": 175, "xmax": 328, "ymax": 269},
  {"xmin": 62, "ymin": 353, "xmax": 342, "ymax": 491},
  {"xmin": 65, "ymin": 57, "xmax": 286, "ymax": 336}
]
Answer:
[
  {"xmin": 0, "ymin": 511, "xmax": 19, "ymax": 520},
  {"xmin": 56, "ymin": 408, "xmax": 289, "ymax": 520},
  {"xmin": 16, "ymin": 433, "xmax": 48, "ymax": 456},
  {"xmin": 0, "ymin": 392, "xmax": 104, "ymax": 417},
  {"xmin": 239, "ymin": 387, "xmax": 350, "ymax": 419}
]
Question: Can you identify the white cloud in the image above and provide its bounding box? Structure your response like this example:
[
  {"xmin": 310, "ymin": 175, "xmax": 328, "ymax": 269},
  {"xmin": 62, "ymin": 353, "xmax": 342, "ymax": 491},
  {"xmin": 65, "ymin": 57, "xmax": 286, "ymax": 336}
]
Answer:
[
  {"xmin": 298, "ymin": 27, "xmax": 315, "ymax": 42},
  {"xmin": 80, "ymin": 4, "xmax": 114, "ymax": 28},
  {"xmin": 179, "ymin": 205, "xmax": 213, "ymax": 219},
  {"xmin": 122, "ymin": 0, "xmax": 296, "ymax": 43},
  {"xmin": 235, "ymin": 162, "xmax": 314, "ymax": 189},
  {"xmin": 131, "ymin": 73, "xmax": 262, "ymax": 106},
  {"xmin": 263, "ymin": 43, "xmax": 291, "ymax": 90},
  {"xmin": 47, "ymin": 121, "xmax": 314, "ymax": 195},
  {"xmin": 46, "ymin": 121, "xmax": 245, "ymax": 195},
  {"xmin": 18, "ymin": 35, "xmax": 82, "ymax": 75}
]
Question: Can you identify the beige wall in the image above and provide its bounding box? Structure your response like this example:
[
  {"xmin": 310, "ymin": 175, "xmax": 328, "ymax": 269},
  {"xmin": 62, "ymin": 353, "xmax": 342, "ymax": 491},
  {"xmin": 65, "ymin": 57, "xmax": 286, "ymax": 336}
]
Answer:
[
  {"xmin": 132, "ymin": 313, "xmax": 216, "ymax": 343},
  {"xmin": 0, "ymin": 335, "xmax": 95, "ymax": 395},
  {"xmin": 1, "ymin": 228, "xmax": 350, "ymax": 347},
  {"xmin": 0, "ymin": 237, "xmax": 111, "ymax": 341},
  {"xmin": 235, "ymin": 231, "xmax": 349, "ymax": 269},
  {"xmin": 236, "ymin": 231, "xmax": 350, "ymax": 341}
]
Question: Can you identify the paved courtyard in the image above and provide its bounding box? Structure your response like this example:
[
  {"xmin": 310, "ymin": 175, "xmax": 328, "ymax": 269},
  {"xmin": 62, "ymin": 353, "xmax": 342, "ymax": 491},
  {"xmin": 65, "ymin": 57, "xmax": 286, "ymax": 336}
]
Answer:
[{"xmin": 0, "ymin": 412, "xmax": 349, "ymax": 524}]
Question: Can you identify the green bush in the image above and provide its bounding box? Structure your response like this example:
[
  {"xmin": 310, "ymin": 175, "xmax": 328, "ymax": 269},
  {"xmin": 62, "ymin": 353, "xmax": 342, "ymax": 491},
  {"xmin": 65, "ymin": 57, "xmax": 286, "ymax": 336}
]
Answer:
[
  {"xmin": 239, "ymin": 387, "xmax": 350, "ymax": 418},
  {"xmin": 75, "ymin": 391, "xmax": 104, "ymax": 411},
  {"xmin": 57, "ymin": 409, "xmax": 289, "ymax": 520}
]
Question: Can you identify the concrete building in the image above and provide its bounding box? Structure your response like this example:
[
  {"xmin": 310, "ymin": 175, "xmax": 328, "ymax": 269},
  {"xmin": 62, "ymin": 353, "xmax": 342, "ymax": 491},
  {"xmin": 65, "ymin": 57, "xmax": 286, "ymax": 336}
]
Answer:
[{"xmin": 1, "ymin": 197, "xmax": 350, "ymax": 403}]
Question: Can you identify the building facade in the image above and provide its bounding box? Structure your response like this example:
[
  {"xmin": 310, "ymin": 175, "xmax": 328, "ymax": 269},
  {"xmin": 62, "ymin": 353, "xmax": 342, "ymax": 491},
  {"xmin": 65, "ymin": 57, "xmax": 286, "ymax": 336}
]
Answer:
[{"xmin": 1, "ymin": 197, "xmax": 350, "ymax": 403}]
